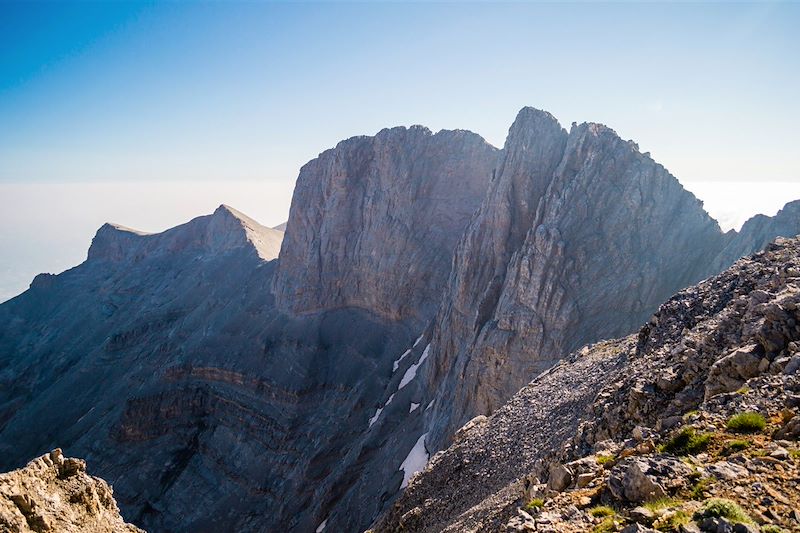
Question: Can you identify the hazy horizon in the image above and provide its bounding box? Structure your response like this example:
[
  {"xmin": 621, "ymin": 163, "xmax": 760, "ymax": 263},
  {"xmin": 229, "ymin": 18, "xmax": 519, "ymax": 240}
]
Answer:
[{"xmin": 1, "ymin": 176, "xmax": 798, "ymax": 304}]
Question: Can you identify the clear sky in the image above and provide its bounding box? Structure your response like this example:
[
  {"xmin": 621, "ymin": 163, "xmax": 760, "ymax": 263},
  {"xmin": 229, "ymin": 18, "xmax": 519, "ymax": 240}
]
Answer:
[{"xmin": 0, "ymin": 1, "xmax": 799, "ymax": 301}]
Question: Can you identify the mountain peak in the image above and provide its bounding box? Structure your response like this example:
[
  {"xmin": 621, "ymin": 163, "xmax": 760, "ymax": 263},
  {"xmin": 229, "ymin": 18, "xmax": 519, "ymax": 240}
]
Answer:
[{"xmin": 87, "ymin": 205, "xmax": 283, "ymax": 263}]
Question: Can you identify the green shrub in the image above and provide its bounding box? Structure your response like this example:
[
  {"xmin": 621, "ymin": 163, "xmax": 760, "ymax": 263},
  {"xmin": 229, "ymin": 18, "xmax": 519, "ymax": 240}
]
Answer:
[
  {"xmin": 726, "ymin": 412, "xmax": 766, "ymax": 433},
  {"xmin": 596, "ymin": 454, "xmax": 615, "ymax": 466},
  {"xmin": 643, "ymin": 498, "xmax": 677, "ymax": 512},
  {"xmin": 660, "ymin": 427, "xmax": 714, "ymax": 455},
  {"xmin": 721, "ymin": 439, "xmax": 750, "ymax": 455},
  {"xmin": 696, "ymin": 498, "xmax": 753, "ymax": 524},
  {"xmin": 761, "ymin": 525, "xmax": 784, "ymax": 533},
  {"xmin": 524, "ymin": 498, "xmax": 544, "ymax": 512},
  {"xmin": 589, "ymin": 505, "xmax": 615, "ymax": 518}
]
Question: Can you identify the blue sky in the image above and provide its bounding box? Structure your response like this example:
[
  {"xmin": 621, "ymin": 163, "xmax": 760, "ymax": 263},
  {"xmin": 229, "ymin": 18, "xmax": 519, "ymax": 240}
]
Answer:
[
  {"xmin": 1, "ymin": 1, "xmax": 798, "ymax": 184},
  {"xmin": 0, "ymin": 1, "xmax": 799, "ymax": 302}
]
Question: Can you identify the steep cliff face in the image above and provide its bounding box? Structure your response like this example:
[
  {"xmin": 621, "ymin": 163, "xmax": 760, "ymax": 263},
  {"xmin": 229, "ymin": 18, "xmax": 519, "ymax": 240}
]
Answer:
[
  {"xmin": 0, "ymin": 449, "xmax": 143, "ymax": 533},
  {"xmin": 423, "ymin": 109, "xmax": 727, "ymax": 449},
  {"xmin": 273, "ymin": 126, "xmax": 497, "ymax": 326}
]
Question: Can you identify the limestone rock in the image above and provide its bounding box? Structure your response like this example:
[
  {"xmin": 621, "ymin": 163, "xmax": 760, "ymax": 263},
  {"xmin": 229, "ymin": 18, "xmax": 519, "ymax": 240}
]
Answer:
[
  {"xmin": 0, "ymin": 450, "xmax": 142, "ymax": 532},
  {"xmin": 546, "ymin": 463, "xmax": 573, "ymax": 492},
  {"xmin": 424, "ymin": 108, "xmax": 729, "ymax": 449},
  {"xmin": 705, "ymin": 345, "xmax": 763, "ymax": 399},
  {"xmin": 272, "ymin": 126, "xmax": 497, "ymax": 325},
  {"xmin": 607, "ymin": 456, "xmax": 691, "ymax": 503}
]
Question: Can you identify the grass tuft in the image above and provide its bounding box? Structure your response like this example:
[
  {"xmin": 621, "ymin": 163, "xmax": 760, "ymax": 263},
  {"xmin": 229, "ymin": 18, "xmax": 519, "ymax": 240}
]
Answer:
[
  {"xmin": 726, "ymin": 412, "xmax": 766, "ymax": 433},
  {"xmin": 589, "ymin": 505, "xmax": 615, "ymax": 518},
  {"xmin": 659, "ymin": 427, "xmax": 714, "ymax": 455},
  {"xmin": 524, "ymin": 498, "xmax": 544, "ymax": 512},
  {"xmin": 596, "ymin": 454, "xmax": 615, "ymax": 466},
  {"xmin": 721, "ymin": 439, "xmax": 750, "ymax": 455},
  {"xmin": 654, "ymin": 510, "xmax": 691, "ymax": 532},
  {"xmin": 696, "ymin": 498, "xmax": 753, "ymax": 524},
  {"xmin": 643, "ymin": 498, "xmax": 677, "ymax": 512},
  {"xmin": 592, "ymin": 516, "xmax": 618, "ymax": 533}
]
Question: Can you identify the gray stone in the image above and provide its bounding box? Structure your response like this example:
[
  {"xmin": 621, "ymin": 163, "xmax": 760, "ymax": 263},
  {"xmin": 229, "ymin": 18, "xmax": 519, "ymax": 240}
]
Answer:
[
  {"xmin": 706, "ymin": 461, "xmax": 749, "ymax": 480},
  {"xmin": 608, "ymin": 456, "xmax": 691, "ymax": 503},
  {"xmin": 630, "ymin": 506, "xmax": 656, "ymax": 525},
  {"xmin": 704, "ymin": 345, "xmax": 762, "ymax": 400},
  {"xmin": 546, "ymin": 463, "xmax": 573, "ymax": 492}
]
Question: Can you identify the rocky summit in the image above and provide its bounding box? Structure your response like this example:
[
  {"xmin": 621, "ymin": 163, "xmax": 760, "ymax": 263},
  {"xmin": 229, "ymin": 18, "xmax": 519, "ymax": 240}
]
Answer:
[
  {"xmin": 0, "ymin": 448, "xmax": 142, "ymax": 532},
  {"xmin": 1, "ymin": 107, "xmax": 799, "ymax": 533}
]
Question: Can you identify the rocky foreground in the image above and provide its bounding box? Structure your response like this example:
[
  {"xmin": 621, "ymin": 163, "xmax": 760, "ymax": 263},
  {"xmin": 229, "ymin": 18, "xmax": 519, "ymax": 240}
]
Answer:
[
  {"xmin": 374, "ymin": 236, "xmax": 800, "ymax": 533},
  {"xmin": 0, "ymin": 449, "xmax": 142, "ymax": 532}
]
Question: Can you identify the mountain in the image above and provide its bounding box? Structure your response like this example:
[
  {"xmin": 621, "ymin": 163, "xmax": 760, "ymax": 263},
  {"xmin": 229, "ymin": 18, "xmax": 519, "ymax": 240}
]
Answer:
[
  {"xmin": 0, "ymin": 108, "xmax": 798, "ymax": 532},
  {"xmin": 374, "ymin": 236, "xmax": 800, "ymax": 533},
  {"xmin": 420, "ymin": 109, "xmax": 727, "ymax": 449}
]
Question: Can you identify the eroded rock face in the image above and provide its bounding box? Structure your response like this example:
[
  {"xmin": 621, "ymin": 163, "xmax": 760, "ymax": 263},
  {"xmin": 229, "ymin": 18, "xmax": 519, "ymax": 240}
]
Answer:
[
  {"xmin": 374, "ymin": 237, "xmax": 800, "ymax": 533},
  {"xmin": 273, "ymin": 126, "xmax": 497, "ymax": 326},
  {"xmin": 0, "ymin": 449, "xmax": 143, "ymax": 533},
  {"xmin": 424, "ymin": 109, "xmax": 726, "ymax": 449}
]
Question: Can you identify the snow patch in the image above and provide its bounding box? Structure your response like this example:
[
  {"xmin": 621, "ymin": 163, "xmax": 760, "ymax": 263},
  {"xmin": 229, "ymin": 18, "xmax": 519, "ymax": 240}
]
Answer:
[
  {"xmin": 425, "ymin": 400, "xmax": 434, "ymax": 411},
  {"xmin": 368, "ymin": 407, "xmax": 383, "ymax": 428},
  {"xmin": 315, "ymin": 519, "xmax": 327, "ymax": 532},
  {"xmin": 368, "ymin": 393, "xmax": 396, "ymax": 428},
  {"xmin": 398, "ymin": 343, "xmax": 431, "ymax": 390},
  {"xmin": 409, "ymin": 402, "xmax": 420, "ymax": 413},
  {"xmin": 413, "ymin": 334, "xmax": 424, "ymax": 347},
  {"xmin": 400, "ymin": 432, "xmax": 429, "ymax": 488},
  {"xmin": 392, "ymin": 349, "xmax": 412, "ymax": 372}
]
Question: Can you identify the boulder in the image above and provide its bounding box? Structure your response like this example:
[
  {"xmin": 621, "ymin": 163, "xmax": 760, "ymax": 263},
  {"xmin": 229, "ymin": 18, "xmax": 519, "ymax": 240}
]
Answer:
[
  {"xmin": 546, "ymin": 463, "xmax": 573, "ymax": 492},
  {"xmin": 608, "ymin": 456, "xmax": 692, "ymax": 503},
  {"xmin": 704, "ymin": 345, "xmax": 762, "ymax": 399}
]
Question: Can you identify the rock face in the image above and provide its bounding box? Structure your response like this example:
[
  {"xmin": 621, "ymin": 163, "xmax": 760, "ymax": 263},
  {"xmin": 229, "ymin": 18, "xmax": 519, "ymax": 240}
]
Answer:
[
  {"xmin": 0, "ymin": 449, "xmax": 142, "ymax": 533},
  {"xmin": 273, "ymin": 126, "xmax": 497, "ymax": 325},
  {"xmin": 1, "ymin": 108, "xmax": 799, "ymax": 533},
  {"xmin": 374, "ymin": 237, "xmax": 800, "ymax": 533},
  {"xmin": 423, "ymin": 109, "xmax": 727, "ymax": 449},
  {"xmin": 712, "ymin": 199, "xmax": 800, "ymax": 271}
]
